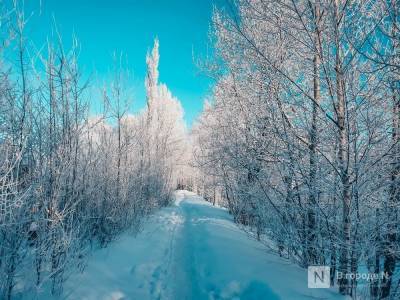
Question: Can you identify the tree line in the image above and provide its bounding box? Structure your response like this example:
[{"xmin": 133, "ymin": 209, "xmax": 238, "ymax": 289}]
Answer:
[
  {"xmin": 192, "ymin": 0, "xmax": 399, "ymax": 299},
  {"xmin": 0, "ymin": 2, "xmax": 187, "ymax": 298}
]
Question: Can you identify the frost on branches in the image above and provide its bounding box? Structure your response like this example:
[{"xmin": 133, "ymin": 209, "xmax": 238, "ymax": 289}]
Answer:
[
  {"xmin": 0, "ymin": 8, "xmax": 187, "ymax": 296},
  {"xmin": 192, "ymin": 0, "xmax": 400, "ymax": 299}
]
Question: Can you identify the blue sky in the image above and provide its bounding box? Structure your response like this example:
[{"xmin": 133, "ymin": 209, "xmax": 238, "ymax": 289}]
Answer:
[{"xmin": 23, "ymin": 0, "xmax": 222, "ymax": 127}]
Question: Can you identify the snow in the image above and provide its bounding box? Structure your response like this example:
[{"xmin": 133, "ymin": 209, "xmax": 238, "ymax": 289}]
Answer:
[{"xmin": 36, "ymin": 190, "xmax": 347, "ymax": 300}]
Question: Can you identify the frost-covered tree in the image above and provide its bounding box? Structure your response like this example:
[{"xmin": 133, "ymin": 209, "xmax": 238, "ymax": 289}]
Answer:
[
  {"xmin": 0, "ymin": 6, "xmax": 188, "ymax": 299},
  {"xmin": 142, "ymin": 39, "xmax": 188, "ymax": 206},
  {"xmin": 193, "ymin": 0, "xmax": 400, "ymax": 298}
]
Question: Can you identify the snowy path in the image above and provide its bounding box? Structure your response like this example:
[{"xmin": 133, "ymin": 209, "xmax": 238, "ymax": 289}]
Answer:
[{"xmin": 46, "ymin": 190, "xmax": 345, "ymax": 300}]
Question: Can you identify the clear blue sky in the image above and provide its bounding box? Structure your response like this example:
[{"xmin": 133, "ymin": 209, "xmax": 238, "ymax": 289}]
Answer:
[{"xmin": 23, "ymin": 0, "xmax": 223, "ymax": 127}]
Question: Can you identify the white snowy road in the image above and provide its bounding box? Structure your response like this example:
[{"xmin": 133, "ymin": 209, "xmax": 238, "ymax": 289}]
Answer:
[{"xmin": 44, "ymin": 190, "xmax": 346, "ymax": 300}]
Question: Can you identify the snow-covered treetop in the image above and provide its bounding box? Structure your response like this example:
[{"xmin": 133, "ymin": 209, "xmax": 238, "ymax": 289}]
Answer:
[{"xmin": 145, "ymin": 38, "xmax": 160, "ymax": 110}]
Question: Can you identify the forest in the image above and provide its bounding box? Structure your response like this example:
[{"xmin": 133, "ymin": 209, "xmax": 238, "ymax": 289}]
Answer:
[
  {"xmin": 0, "ymin": 1, "xmax": 188, "ymax": 297},
  {"xmin": 192, "ymin": 0, "xmax": 399, "ymax": 299},
  {"xmin": 0, "ymin": 0, "xmax": 399, "ymax": 299}
]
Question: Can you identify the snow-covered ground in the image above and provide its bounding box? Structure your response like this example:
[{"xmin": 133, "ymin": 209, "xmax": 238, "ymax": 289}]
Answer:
[{"xmin": 38, "ymin": 190, "xmax": 346, "ymax": 300}]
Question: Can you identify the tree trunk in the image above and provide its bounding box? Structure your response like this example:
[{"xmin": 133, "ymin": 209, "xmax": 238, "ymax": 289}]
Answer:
[
  {"xmin": 381, "ymin": 2, "xmax": 399, "ymax": 298},
  {"xmin": 333, "ymin": 0, "xmax": 351, "ymax": 294},
  {"xmin": 307, "ymin": 0, "xmax": 321, "ymax": 265}
]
